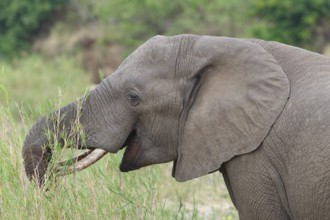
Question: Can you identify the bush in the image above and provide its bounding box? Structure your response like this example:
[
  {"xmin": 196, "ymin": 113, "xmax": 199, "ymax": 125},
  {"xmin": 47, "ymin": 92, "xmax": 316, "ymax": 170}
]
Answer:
[
  {"xmin": 0, "ymin": 0, "xmax": 67, "ymax": 58},
  {"xmin": 251, "ymin": 0, "xmax": 330, "ymax": 52},
  {"xmin": 76, "ymin": 0, "xmax": 253, "ymax": 53}
]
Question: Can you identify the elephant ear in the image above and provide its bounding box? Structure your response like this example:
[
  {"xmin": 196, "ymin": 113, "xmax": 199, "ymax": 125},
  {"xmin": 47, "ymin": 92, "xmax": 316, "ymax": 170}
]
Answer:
[{"xmin": 173, "ymin": 36, "xmax": 290, "ymax": 182}]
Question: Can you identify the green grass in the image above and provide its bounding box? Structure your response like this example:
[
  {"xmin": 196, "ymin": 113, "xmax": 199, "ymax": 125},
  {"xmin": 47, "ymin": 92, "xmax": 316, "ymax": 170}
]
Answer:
[
  {"xmin": 0, "ymin": 55, "xmax": 91, "ymax": 120},
  {"xmin": 0, "ymin": 56, "xmax": 238, "ymax": 219}
]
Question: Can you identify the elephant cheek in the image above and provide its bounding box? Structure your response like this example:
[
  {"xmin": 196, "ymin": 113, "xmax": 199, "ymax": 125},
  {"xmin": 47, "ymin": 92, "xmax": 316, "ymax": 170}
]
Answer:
[{"xmin": 119, "ymin": 134, "xmax": 141, "ymax": 172}]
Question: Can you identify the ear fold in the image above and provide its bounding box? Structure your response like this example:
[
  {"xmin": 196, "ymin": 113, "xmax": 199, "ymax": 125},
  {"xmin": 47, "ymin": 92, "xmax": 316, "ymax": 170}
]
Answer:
[{"xmin": 173, "ymin": 36, "xmax": 290, "ymax": 182}]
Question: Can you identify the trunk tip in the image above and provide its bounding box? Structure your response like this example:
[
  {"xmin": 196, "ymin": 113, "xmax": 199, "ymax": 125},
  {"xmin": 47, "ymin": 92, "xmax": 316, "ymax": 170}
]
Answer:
[{"xmin": 22, "ymin": 144, "xmax": 51, "ymax": 187}]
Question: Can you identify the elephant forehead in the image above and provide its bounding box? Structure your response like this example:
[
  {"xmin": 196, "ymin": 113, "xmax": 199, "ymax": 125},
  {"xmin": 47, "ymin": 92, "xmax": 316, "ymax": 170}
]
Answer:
[
  {"xmin": 117, "ymin": 38, "xmax": 179, "ymax": 76},
  {"xmin": 118, "ymin": 59, "xmax": 177, "ymax": 86}
]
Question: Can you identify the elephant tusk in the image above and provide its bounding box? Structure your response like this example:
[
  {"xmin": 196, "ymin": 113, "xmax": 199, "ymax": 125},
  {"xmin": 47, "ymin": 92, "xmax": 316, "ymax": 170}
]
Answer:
[
  {"xmin": 56, "ymin": 148, "xmax": 108, "ymax": 176},
  {"xmin": 58, "ymin": 149, "xmax": 94, "ymax": 166}
]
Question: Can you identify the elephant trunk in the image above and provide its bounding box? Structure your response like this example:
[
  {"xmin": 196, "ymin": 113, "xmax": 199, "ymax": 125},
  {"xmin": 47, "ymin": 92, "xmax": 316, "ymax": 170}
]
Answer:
[{"xmin": 22, "ymin": 102, "xmax": 80, "ymax": 186}]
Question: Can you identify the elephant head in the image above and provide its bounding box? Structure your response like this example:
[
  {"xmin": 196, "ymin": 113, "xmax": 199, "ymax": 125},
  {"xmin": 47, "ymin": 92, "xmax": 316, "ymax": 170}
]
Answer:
[{"xmin": 22, "ymin": 35, "xmax": 290, "ymax": 186}]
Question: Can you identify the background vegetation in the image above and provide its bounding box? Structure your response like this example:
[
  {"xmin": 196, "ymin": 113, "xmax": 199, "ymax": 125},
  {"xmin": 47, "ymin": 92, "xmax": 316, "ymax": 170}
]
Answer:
[
  {"xmin": 1, "ymin": 0, "xmax": 329, "ymax": 219},
  {"xmin": 252, "ymin": 0, "xmax": 330, "ymax": 52},
  {"xmin": 0, "ymin": 0, "xmax": 67, "ymax": 58}
]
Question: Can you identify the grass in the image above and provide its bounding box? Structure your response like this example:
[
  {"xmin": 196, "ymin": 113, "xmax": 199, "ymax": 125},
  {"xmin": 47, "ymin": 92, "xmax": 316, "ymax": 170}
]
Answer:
[
  {"xmin": 0, "ymin": 55, "xmax": 91, "ymax": 120},
  {"xmin": 0, "ymin": 55, "xmax": 238, "ymax": 219}
]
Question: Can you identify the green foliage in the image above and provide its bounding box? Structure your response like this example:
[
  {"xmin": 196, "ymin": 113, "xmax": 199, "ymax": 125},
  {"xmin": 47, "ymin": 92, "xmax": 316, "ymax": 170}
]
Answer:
[
  {"xmin": 251, "ymin": 0, "xmax": 330, "ymax": 52},
  {"xmin": 0, "ymin": 55, "xmax": 90, "ymax": 120},
  {"xmin": 0, "ymin": 0, "xmax": 67, "ymax": 58},
  {"xmin": 2, "ymin": 0, "xmax": 330, "ymax": 57},
  {"xmin": 79, "ymin": 0, "xmax": 253, "ymax": 51}
]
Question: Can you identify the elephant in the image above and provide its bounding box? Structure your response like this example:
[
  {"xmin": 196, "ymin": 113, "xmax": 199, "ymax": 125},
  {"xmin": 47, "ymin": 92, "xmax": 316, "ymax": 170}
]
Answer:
[{"xmin": 22, "ymin": 34, "xmax": 330, "ymax": 220}]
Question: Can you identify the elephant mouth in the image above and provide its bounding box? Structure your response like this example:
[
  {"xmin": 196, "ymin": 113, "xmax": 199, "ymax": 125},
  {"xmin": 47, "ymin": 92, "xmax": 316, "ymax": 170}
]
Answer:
[
  {"xmin": 119, "ymin": 130, "xmax": 141, "ymax": 172},
  {"xmin": 56, "ymin": 129, "xmax": 140, "ymax": 176}
]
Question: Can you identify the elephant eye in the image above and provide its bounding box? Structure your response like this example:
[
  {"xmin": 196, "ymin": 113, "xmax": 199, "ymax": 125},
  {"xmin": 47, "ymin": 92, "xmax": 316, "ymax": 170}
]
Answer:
[{"xmin": 127, "ymin": 93, "xmax": 140, "ymax": 106}]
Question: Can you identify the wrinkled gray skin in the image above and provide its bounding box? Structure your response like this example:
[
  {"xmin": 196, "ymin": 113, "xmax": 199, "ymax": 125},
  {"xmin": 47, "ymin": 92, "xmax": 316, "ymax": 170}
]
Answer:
[{"xmin": 23, "ymin": 34, "xmax": 330, "ymax": 220}]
